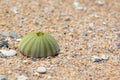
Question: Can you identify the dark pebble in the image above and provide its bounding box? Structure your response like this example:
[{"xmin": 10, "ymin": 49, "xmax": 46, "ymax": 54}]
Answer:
[
  {"xmin": 32, "ymin": 58, "xmax": 37, "ymax": 61},
  {"xmin": 0, "ymin": 41, "xmax": 8, "ymax": 48},
  {"xmin": 1, "ymin": 78, "xmax": 7, "ymax": 80},
  {"xmin": 116, "ymin": 44, "xmax": 120, "ymax": 49}
]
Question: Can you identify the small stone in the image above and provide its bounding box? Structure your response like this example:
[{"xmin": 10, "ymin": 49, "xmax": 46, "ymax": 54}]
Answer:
[
  {"xmin": 94, "ymin": 14, "xmax": 100, "ymax": 18},
  {"xmin": 36, "ymin": 67, "xmax": 46, "ymax": 74},
  {"xmin": 97, "ymin": 1, "xmax": 105, "ymax": 6},
  {"xmin": 63, "ymin": 25, "xmax": 69, "ymax": 29},
  {"xmin": 115, "ymin": 44, "xmax": 120, "ymax": 49},
  {"xmin": 50, "ymin": 24, "xmax": 55, "ymax": 29},
  {"xmin": 32, "ymin": 58, "xmax": 37, "ymax": 62},
  {"xmin": 0, "ymin": 49, "xmax": 17, "ymax": 57},
  {"xmin": 87, "ymin": 30, "xmax": 93, "ymax": 33},
  {"xmin": 89, "ymin": 23, "xmax": 94, "ymax": 27},
  {"xmin": 1, "ymin": 78, "xmax": 7, "ymax": 80},
  {"xmin": 33, "ymin": 72, "xmax": 39, "ymax": 76},
  {"xmin": 111, "ymin": 27, "xmax": 119, "ymax": 32},
  {"xmin": 72, "ymin": 54, "xmax": 80, "ymax": 58},
  {"xmin": 0, "ymin": 41, "xmax": 8, "ymax": 48},
  {"xmin": 102, "ymin": 22, "xmax": 106, "ymax": 25},
  {"xmin": 73, "ymin": 1, "xmax": 83, "ymax": 10},
  {"xmin": 13, "ymin": 7, "xmax": 18, "ymax": 14},
  {"xmin": 64, "ymin": 16, "xmax": 71, "ymax": 21},
  {"xmin": 92, "ymin": 56, "xmax": 101, "ymax": 62},
  {"xmin": 0, "ymin": 31, "xmax": 8, "ymax": 37},
  {"xmin": 17, "ymin": 75, "xmax": 28, "ymax": 80},
  {"xmin": 47, "ymin": 75, "xmax": 52, "ymax": 79},
  {"xmin": 113, "ymin": 56, "xmax": 119, "ymax": 62},
  {"xmin": 22, "ymin": 60, "xmax": 31, "ymax": 64},
  {"xmin": 81, "ymin": 55, "xmax": 86, "ymax": 59},
  {"xmin": 9, "ymin": 31, "xmax": 18, "ymax": 39},
  {"xmin": 16, "ymin": 39, "xmax": 22, "ymax": 42},
  {"xmin": 96, "ymin": 27, "xmax": 105, "ymax": 32},
  {"xmin": 101, "ymin": 54, "xmax": 109, "ymax": 60},
  {"xmin": 0, "ymin": 74, "xmax": 7, "ymax": 80},
  {"xmin": 90, "ymin": 14, "xmax": 99, "ymax": 18},
  {"xmin": 23, "ymin": 60, "xmax": 28, "ymax": 63}
]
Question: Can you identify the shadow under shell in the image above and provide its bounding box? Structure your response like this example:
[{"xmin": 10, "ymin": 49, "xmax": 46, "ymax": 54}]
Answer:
[{"xmin": 20, "ymin": 49, "xmax": 60, "ymax": 58}]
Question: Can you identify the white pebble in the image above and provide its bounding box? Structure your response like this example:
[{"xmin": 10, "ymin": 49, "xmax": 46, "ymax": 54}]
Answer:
[
  {"xmin": 94, "ymin": 14, "xmax": 100, "ymax": 18},
  {"xmin": 101, "ymin": 55, "xmax": 109, "ymax": 60},
  {"xmin": 36, "ymin": 67, "xmax": 46, "ymax": 74},
  {"xmin": 13, "ymin": 7, "xmax": 18, "ymax": 14},
  {"xmin": 97, "ymin": 1, "xmax": 105, "ymax": 6},
  {"xmin": 87, "ymin": 30, "xmax": 93, "ymax": 33},
  {"xmin": 102, "ymin": 22, "xmax": 106, "ymax": 25},
  {"xmin": 17, "ymin": 75, "xmax": 28, "ymax": 80},
  {"xmin": 90, "ymin": 14, "xmax": 100, "ymax": 18},
  {"xmin": 92, "ymin": 56, "xmax": 101, "ymax": 62},
  {"xmin": 89, "ymin": 23, "xmax": 94, "ymax": 27},
  {"xmin": 73, "ymin": 1, "xmax": 83, "ymax": 10},
  {"xmin": 23, "ymin": 60, "xmax": 28, "ymax": 63},
  {"xmin": 0, "ymin": 49, "xmax": 17, "ymax": 57},
  {"xmin": 16, "ymin": 38, "xmax": 22, "ymax": 41},
  {"xmin": 33, "ymin": 71, "xmax": 39, "ymax": 76}
]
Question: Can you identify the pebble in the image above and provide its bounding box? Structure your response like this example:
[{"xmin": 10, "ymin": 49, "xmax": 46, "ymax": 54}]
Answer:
[
  {"xmin": 17, "ymin": 75, "xmax": 28, "ymax": 80},
  {"xmin": 94, "ymin": 14, "xmax": 100, "ymax": 18},
  {"xmin": 97, "ymin": 1, "xmax": 105, "ymax": 6},
  {"xmin": 13, "ymin": 7, "xmax": 18, "ymax": 14},
  {"xmin": 47, "ymin": 75, "xmax": 52, "ymax": 79},
  {"xmin": 22, "ymin": 60, "xmax": 31, "ymax": 64},
  {"xmin": 111, "ymin": 27, "xmax": 119, "ymax": 32},
  {"xmin": 73, "ymin": 1, "xmax": 83, "ymax": 10},
  {"xmin": 0, "ymin": 49, "xmax": 17, "ymax": 57},
  {"xmin": 33, "ymin": 72, "xmax": 39, "ymax": 76},
  {"xmin": 0, "ymin": 41, "xmax": 8, "ymax": 48},
  {"xmin": 9, "ymin": 31, "xmax": 18, "ymax": 39},
  {"xmin": 90, "ymin": 14, "xmax": 99, "ymax": 18},
  {"xmin": 0, "ymin": 74, "xmax": 7, "ymax": 80},
  {"xmin": 115, "ymin": 44, "xmax": 120, "ymax": 49},
  {"xmin": 16, "ymin": 38, "xmax": 22, "ymax": 42},
  {"xmin": 89, "ymin": 23, "xmax": 94, "ymax": 27},
  {"xmin": 92, "ymin": 56, "xmax": 101, "ymax": 62},
  {"xmin": 87, "ymin": 30, "xmax": 93, "ymax": 33},
  {"xmin": 96, "ymin": 27, "xmax": 105, "ymax": 32},
  {"xmin": 113, "ymin": 56, "xmax": 119, "ymax": 62},
  {"xmin": 32, "ymin": 58, "xmax": 37, "ymax": 62},
  {"xmin": 102, "ymin": 22, "xmax": 106, "ymax": 25},
  {"xmin": 72, "ymin": 54, "xmax": 80, "ymax": 58},
  {"xmin": 1, "ymin": 78, "xmax": 7, "ymax": 80},
  {"xmin": 63, "ymin": 25, "xmax": 69, "ymax": 29},
  {"xmin": 64, "ymin": 16, "xmax": 71, "ymax": 21},
  {"xmin": 101, "ymin": 54, "xmax": 109, "ymax": 60},
  {"xmin": 0, "ymin": 31, "xmax": 8, "ymax": 37},
  {"xmin": 36, "ymin": 67, "xmax": 46, "ymax": 74},
  {"xmin": 23, "ymin": 60, "xmax": 28, "ymax": 63}
]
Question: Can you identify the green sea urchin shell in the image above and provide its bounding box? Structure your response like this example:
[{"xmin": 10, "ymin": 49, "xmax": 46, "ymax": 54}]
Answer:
[{"xmin": 19, "ymin": 31, "xmax": 60, "ymax": 58}]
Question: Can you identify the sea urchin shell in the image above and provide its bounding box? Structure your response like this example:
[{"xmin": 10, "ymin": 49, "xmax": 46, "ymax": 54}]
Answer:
[{"xmin": 18, "ymin": 31, "xmax": 60, "ymax": 58}]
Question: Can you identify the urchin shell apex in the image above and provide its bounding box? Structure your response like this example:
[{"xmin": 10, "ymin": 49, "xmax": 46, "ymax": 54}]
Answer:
[{"xmin": 18, "ymin": 31, "xmax": 60, "ymax": 58}]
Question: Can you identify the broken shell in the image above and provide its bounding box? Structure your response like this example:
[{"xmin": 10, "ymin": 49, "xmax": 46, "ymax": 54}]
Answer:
[{"xmin": 18, "ymin": 31, "xmax": 60, "ymax": 58}]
